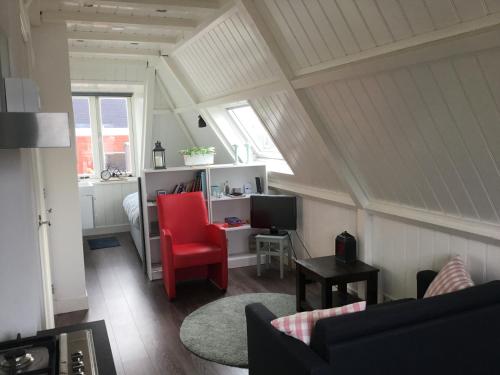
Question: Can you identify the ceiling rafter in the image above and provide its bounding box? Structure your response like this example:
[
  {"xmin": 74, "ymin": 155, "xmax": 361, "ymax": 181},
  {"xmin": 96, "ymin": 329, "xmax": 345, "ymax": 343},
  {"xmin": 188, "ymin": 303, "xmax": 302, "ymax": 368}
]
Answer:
[
  {"xmin": 75, "ymin": 0, "xmax": 220, "ymax": 11},
  {"xmin": 291, "ymin": 12, "xmax": 500, "ymax": 90},
  {"xmin": 238, "ymin": 0, "xmax": 369, "ymax": 209},
  {"xmin": 67, "ymin": 30, "xmax": 177, "ymax": 44},
  {"xmin": 42, "ymin": 10, "xmax": 197, "ymax": 31},
  {"xmin": 69, "ymin": 45, "xmax": 160, "ymax": 56}
]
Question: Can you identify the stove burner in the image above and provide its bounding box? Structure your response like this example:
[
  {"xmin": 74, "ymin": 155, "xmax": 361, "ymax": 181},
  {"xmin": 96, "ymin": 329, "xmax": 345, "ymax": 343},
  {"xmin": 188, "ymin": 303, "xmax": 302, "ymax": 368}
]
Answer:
[
  {"xmin": 0, "ymin": 349, "xmax": 34, "ymax": 370},
  {"xmin": 0, "ymin": 347, "xmax": 49, "ymax": 375}
]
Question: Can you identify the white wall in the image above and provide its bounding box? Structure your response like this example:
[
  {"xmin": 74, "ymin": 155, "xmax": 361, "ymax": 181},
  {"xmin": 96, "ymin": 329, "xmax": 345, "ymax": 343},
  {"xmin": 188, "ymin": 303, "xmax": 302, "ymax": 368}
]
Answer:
[
  {"xmin": 372, "ymin": 214, "xmax": 500, "ymax": 300},
  {"xmin": 70, "ymin": 56, "xmax": 148, "ymax": 83},
  {"xmin": 0, "ymin": 151, "xmax": 44, "ymax": 340},
  {"xmin": 0, "ymin": 1, "xmax": 44, "ymax": 339},
  {"xmin": 32, "ymin": 23, "xmax": 88, "ymax": 314},
  {"xmin": 294, "ymin": 196, "xmax": 357, "ymax": 258},
  {"xmin": 152, "ymin": 112, "xmax": 192, "ymax": 167},
  {"xmin": 92, "ymin": 181, "xmax": 137, "ymax": 229},
  {"xmin": 180, "ymin": 110, "xmax": 234, "ymax": 164}
]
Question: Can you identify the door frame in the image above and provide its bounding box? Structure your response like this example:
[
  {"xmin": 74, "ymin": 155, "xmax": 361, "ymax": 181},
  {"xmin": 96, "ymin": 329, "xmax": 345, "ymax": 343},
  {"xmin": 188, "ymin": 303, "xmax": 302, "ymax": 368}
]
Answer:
[{"xmin": 30, "ymin": 148, "xmax": 55, "ymax": 329}]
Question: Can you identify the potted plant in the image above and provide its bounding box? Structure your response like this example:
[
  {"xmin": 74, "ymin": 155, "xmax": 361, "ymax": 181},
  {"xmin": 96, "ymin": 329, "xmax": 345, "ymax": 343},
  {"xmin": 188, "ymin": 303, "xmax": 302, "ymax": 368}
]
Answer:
[{"xmin": 179, "ymin": 146, "xmax": 216, "ymax": 166}]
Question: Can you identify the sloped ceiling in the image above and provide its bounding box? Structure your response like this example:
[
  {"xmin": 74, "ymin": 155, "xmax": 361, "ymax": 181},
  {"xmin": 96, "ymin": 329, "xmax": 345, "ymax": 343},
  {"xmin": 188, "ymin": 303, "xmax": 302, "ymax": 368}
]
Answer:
[
  {"xmin": 306, "ymin": 48, "xmax": 500, "ymax": 224},
  {"xmin": 256, "ymin": 0, "xmax": 500, "ymax": 74},
  {"xmin": 172, "ymin": 6, "xmax": 281, "ymax": 101},
  {"xmin": 250, "ymin": 90, "xmax": 347, "ymax": 191},
  {"xmin": 164, "ymin": 0, "xmax": 500, "ymax": 228}
]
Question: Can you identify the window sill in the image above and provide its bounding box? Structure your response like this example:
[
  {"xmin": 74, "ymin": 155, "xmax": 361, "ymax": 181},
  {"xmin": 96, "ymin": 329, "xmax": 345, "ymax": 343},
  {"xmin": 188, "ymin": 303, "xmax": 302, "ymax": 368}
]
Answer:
[{"xmin": 78, "ymin": 176, "xmax": 137, "ymax": 186}]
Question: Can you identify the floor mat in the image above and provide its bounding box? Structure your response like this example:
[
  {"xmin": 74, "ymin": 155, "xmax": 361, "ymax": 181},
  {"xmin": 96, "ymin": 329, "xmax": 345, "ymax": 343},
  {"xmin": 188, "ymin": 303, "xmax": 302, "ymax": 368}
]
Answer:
[{"xmin": 88, "ymin": 237, "xmax": 120, "ymax": 250}]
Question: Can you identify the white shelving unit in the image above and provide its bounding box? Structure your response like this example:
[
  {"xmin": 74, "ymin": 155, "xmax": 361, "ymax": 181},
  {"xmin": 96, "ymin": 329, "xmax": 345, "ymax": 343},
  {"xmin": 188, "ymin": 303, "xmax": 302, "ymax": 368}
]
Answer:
[{"xmin": 140, "ymin": 163, "xmax": 267, "ymax": 280}]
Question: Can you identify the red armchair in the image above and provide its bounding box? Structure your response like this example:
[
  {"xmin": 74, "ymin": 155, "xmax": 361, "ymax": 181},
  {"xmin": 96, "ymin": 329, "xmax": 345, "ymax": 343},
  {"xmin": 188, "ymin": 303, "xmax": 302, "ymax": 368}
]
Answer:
[{"xmin": 157, "ymin": 192, "xmax": 228, "ymax": 300}]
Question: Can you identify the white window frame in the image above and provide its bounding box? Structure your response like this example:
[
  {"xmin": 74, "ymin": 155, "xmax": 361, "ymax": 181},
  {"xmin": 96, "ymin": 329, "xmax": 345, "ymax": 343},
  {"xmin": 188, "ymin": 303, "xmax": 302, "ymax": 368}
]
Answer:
[
  {"xmin": 73, "ymin": 94, "xmax": 136, "ymax": 178},
  {"xmin": 226, "ymin": 103, "xmax": 283, "ymax": 161}
]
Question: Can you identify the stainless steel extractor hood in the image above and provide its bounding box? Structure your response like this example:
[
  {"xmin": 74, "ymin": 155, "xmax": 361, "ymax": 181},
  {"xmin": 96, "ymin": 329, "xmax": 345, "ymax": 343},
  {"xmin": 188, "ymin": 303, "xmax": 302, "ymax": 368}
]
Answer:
[
  {"xmin": 0, "ymin": 112, "xmax": 70, "ymax": 149},
  {"xmin": 0, "ymin": 76, "xmax": 71, "ymax": 149}
]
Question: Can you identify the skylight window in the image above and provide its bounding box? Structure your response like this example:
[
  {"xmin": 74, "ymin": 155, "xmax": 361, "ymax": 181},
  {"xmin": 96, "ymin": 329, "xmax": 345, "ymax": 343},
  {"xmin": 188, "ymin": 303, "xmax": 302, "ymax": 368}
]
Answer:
[{"xmin": 226, "ymin": 104, "xmax": 292, "ymax": 174}]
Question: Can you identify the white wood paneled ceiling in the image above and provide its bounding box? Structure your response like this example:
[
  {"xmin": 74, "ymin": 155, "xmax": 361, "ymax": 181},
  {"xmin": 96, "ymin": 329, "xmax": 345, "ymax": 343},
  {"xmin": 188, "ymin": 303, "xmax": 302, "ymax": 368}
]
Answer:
[
  {"xmin": 306, "ymin": 47, "xmax": 500, "ymax": 224},
  {"xmin": 36, "ymin": 0, "xmax": 226, "ymax": 55},
  {"xmin": 250, "ymin": 90, "xmax": 347, "ymax": 192},
  {"xmin": 256, "ymin": 0, "xmax": 500, "ymax": 75},
  {"xmin": 172, "ymin": 6, "xmax": 281, "ymax": 100}
]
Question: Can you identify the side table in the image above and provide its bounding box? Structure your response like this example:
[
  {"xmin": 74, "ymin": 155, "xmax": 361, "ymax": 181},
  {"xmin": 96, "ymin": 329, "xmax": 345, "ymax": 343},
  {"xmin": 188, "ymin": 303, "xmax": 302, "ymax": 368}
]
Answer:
[{"xmin": 295, "ymin": 256, "xmax": 379, "ymax": 311}]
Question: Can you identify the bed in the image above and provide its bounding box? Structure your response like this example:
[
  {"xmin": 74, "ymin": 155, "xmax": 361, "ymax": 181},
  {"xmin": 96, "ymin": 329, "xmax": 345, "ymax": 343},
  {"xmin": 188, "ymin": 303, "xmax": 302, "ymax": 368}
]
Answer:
[{"xmin": 123, "ymin": 191, "xmax": 145, "ymax": 263}]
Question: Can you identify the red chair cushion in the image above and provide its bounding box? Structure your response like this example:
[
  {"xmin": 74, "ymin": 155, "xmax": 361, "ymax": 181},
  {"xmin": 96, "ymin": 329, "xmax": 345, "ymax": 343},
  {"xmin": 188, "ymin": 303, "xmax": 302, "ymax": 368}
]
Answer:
[{"xmin": 172, "ymin": 242, "xmax": 223, "ymax": 268}]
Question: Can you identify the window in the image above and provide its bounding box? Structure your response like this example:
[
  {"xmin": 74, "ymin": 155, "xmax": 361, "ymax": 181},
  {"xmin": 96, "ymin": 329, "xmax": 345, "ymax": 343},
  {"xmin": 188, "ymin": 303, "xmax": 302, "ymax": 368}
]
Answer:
[
  {"xmin": 73, "ymin": 95, "xmax": 134, "ymax": 177},
  {"xmin": 226, "ymin": 104, "xmax": 292, "ymax": 174}
]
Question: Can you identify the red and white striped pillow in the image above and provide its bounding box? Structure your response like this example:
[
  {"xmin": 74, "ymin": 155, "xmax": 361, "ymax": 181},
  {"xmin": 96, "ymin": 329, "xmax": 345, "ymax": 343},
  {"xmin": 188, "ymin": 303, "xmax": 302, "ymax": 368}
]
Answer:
[
  {"xmin": 424, "ymin": 255, "xmax": 474, "ymax": 298},
  {"xmin": 271, "ymin": 301, "xmax": 366, "ymax": 345}
]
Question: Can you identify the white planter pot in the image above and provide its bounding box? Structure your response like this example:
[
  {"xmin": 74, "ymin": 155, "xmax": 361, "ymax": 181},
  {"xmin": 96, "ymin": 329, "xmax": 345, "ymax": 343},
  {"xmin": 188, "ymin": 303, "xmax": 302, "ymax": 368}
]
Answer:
[{"xmin": 183, "ymin": 153, "xmax": 215, "ymax": 166}]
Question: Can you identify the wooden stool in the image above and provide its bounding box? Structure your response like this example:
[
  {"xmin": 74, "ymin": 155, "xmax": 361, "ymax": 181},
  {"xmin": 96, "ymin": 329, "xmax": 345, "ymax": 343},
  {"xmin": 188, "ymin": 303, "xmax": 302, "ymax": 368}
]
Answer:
[{"xmin": 256, "ymin": 234, "xmax": 292, "ymax": 279}]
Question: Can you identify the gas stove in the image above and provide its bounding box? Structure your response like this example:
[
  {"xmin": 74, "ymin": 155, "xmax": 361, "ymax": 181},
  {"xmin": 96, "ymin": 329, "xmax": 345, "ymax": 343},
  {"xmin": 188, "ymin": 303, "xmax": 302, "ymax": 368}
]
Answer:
[{"xmin": 0, "ymin": 329, "xmax": 98, "ymax": 375}]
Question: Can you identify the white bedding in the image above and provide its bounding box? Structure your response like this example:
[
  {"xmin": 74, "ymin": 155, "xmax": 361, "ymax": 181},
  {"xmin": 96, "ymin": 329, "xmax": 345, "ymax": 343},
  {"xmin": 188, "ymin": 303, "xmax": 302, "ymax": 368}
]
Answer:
[{"xmin": 123, "ymin": 192, "xmax": 140, "ymax": 227}]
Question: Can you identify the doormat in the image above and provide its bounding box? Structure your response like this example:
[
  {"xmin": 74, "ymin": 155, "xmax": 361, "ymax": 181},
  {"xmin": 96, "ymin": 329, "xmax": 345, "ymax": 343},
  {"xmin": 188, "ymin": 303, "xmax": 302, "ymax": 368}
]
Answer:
[{"xmin": 88, "ymin": 237, "xmax": 120, "ymax": 250}]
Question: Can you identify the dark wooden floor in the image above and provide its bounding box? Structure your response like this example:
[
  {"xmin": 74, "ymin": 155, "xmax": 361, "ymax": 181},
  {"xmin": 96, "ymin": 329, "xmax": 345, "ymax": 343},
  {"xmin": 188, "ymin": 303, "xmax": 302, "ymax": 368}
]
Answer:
[{"xmin": 55, "ymin": 232, "xmax": 299, "ymax": 375}]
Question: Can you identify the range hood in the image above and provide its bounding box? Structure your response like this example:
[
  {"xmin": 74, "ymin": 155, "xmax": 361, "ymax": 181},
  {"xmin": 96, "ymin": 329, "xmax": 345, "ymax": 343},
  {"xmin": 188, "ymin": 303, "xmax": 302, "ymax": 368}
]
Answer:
[
  {"xmin": 0, "ymin": 78, "xmax": 70, "ymax": 149},
  {"xmin": 0, "ymin": 112, "xmax": 70, "ymax": 148}
]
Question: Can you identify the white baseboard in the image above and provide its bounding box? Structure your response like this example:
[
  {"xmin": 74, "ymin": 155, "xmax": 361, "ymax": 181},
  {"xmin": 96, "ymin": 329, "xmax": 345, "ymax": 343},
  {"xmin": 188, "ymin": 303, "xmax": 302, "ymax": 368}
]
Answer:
[
  {"xmin": 54, "ymin": 293, "xmax": 89, "ymax": 315},
  {"xmin": 83, "ymin": 224, "xmax": 130, "ymax": 236}
]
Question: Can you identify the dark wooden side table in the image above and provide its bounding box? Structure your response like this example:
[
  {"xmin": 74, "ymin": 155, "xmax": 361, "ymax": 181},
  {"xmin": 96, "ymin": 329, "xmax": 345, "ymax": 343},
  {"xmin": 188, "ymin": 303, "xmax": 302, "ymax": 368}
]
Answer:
[{"xmin": 295, "ymin": 256, "xmax": 379, "ymax": 312}]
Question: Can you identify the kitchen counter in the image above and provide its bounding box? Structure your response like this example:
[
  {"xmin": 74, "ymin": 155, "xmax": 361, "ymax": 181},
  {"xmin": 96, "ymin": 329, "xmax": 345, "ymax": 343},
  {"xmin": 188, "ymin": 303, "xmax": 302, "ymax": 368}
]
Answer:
[{"xmin": 39, "ymin": 320, "xmax": 117, "ymax": 375}]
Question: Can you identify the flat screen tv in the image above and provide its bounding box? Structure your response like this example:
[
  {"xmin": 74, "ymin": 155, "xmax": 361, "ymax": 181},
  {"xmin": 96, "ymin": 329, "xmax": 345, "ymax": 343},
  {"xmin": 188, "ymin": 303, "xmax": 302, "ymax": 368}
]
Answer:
[{"xmin": 250, "ymin": 195, "xmax": 297, "ymax": 235}]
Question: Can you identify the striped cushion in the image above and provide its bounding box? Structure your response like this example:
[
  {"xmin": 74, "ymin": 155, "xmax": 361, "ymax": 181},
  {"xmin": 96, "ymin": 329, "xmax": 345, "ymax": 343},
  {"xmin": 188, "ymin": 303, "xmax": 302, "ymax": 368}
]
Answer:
[
  {"xmin": 271, "ymin": 301, "xmax": 366, "ymax": 345},
  {"xmin": 424, "ymin": 256, "xmax": 474, "ymax": 298}
]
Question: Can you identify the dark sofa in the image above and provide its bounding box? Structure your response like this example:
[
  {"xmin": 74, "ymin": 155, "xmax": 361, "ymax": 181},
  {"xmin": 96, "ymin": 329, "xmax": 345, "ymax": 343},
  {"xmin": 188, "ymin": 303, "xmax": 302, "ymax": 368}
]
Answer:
[{"xmin": 246, "ymin": 271, "xmax": 500, "ymax": 375}]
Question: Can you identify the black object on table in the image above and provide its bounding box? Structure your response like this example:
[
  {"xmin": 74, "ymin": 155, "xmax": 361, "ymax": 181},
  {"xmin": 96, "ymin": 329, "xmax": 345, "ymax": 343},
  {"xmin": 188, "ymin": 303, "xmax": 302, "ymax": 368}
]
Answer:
[
  {"xmin": 295, "ymin": 256, "xmax": 379, "ymax": 312},
  {"xmin": 39, "ymin": 320, "xmax": 117, "ymax": 375}
]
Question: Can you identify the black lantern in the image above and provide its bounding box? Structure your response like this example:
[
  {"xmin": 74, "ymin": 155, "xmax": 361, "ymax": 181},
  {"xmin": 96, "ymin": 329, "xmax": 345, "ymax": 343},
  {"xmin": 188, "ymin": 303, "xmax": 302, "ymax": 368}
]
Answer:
[{"xmin": 153, "ymin": 141, "xmax": 166, "ymax": 169}]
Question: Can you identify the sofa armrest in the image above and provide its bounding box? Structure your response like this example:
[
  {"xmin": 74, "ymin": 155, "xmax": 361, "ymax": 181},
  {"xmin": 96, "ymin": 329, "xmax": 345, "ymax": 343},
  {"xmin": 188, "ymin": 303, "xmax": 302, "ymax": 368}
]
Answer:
[
  {"xmin": 246, "ymin": 303, "xmax": 331, "ymax": 375},
  {"xmin": 417, "ymin": 270, "xmax": 438, "ymax": 299}
]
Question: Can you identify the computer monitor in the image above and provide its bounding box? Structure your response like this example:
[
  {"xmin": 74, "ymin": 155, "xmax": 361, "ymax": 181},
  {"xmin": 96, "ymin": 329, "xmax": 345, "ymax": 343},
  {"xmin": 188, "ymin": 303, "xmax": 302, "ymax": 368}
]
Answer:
[{"xmin": 250, "ymin": 195, "xmax": 297, "ymax": 235}]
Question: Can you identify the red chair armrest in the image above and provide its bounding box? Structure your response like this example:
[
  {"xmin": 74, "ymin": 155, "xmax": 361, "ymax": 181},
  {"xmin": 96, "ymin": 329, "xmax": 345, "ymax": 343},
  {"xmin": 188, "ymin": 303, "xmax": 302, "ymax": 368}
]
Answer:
[
  {"xmin": 207, "ymin": 224, "xmax": 227, "ymax": 254},
  {"xmin": 160, "ymin": 228, "xmax": 174, "ymax": 258}
]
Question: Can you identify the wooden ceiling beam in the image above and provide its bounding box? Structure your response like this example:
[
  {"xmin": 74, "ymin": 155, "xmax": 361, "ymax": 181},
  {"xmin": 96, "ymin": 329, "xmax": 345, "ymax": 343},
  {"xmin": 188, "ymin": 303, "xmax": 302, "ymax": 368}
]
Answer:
[
  {"xmin": 42, "ymin": 10, "xmax": 197, "ymax": 31},
  {"xmin": 69, "ymin": 45, "xmax": 160, "ymax": 57},
  {"xmin": 77, "ymin": 0, "xmax": 221, "ymax": 11},
  {"xmin": 67, "ymin": 30, "xmax": 177, "ymax": 44}
]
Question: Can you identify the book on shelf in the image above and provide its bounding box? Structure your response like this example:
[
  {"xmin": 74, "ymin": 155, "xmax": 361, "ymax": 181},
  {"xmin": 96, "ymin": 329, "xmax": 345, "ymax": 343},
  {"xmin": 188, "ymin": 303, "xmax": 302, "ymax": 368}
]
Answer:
[{"xmin": 164, "ymin": 171, "xmax": 207, "ymax": 196}]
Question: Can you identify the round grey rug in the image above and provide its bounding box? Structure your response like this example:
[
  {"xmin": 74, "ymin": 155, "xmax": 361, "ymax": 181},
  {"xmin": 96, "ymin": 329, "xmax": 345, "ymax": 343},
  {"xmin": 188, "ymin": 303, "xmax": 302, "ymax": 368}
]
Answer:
[{"xmin": 180, "ymin": 293, "xmax": 295, "ymax": 368}]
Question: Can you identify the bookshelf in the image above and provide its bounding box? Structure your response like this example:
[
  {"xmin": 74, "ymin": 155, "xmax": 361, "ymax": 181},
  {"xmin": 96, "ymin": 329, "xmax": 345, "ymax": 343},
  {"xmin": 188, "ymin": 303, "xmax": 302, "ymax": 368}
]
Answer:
[{"xmin": 140, "ymin": 163, "xmax": 267, "ymax": 280}]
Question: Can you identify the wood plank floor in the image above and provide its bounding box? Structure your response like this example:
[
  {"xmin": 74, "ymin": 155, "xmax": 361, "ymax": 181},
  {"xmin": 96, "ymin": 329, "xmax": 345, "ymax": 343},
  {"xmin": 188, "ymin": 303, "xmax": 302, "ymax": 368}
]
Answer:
[{"xmin": 55, "ymin": 232, "xmax": 301, "ymax": 375}]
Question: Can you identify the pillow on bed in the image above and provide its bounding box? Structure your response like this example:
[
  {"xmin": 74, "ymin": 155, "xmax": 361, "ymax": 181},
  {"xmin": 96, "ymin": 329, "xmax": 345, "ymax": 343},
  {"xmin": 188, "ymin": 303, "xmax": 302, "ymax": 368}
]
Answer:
[{"xmin": 123, "ymin": 192, "xmax": 140, "ymax": 226}]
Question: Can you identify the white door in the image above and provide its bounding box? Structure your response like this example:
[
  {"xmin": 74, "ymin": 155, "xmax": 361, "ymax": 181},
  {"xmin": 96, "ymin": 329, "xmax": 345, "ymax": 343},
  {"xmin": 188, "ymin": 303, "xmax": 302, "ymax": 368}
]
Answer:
[{"xmin": 30, "ymin": 149, "xmax": 55, "ymax": 329}]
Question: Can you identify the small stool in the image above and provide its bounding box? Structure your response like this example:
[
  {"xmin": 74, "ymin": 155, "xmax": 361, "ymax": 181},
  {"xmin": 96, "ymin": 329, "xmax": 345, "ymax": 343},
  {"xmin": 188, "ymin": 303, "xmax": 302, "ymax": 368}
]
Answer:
[{"xmin": 256, "ymin": 234, "xmax": 292, "ymax": 279}]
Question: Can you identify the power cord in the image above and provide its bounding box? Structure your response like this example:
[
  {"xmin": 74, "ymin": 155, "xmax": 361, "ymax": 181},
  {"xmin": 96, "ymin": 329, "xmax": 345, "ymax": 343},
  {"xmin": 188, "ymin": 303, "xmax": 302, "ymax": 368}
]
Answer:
[{"xmin": 288, "ymin": 230, "xmax": 312, "ymax": 259}]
